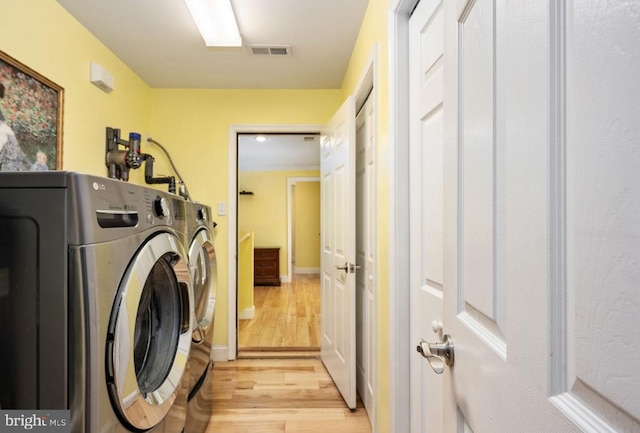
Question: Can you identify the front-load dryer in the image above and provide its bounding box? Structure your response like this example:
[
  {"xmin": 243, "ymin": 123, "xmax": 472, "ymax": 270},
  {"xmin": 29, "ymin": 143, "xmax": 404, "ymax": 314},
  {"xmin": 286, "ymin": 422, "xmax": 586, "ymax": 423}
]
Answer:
[
  {"xmin": 182, "ymin": 201, "xmax": 217, "ymax": 433},
  {"xmin": 0, "ymin": 172, "xmax": 192, "ymax": 433}
]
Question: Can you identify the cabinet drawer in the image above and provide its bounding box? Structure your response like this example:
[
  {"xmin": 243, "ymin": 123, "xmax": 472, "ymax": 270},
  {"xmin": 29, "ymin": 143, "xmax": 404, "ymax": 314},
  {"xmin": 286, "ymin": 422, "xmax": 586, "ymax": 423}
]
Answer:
[
  {"xmin": 255, "ymin": 261, "xmax": 277, "ymax": 271},
  {"xmin": 254, "ymin": 249, "xmax": 278, "ymax": 261}
]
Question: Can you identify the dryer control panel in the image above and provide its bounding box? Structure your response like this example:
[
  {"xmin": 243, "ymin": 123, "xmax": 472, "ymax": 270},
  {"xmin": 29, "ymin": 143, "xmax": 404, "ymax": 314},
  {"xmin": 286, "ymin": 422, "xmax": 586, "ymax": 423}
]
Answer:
[{"xmin": 63, "ymin": 172, "xmax": 186, "ymax": 245}]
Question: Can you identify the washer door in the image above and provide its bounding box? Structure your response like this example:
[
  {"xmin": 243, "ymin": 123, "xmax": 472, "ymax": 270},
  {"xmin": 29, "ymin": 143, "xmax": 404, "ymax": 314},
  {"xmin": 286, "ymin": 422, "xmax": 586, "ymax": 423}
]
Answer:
[
  {"xmin": 106, "ymin": 232, "xmax": 193, "ymax": 431},
  {"xmin": 188, "ymin": 228, "xmax": 217, "ymax": 343}
]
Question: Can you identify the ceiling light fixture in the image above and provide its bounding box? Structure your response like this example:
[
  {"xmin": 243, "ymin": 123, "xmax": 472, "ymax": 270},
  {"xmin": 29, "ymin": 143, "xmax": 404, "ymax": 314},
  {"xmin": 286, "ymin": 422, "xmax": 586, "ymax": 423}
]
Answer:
[{"xmin": 183, "ymin": 0, "xmax": 242, "ymax": 47}]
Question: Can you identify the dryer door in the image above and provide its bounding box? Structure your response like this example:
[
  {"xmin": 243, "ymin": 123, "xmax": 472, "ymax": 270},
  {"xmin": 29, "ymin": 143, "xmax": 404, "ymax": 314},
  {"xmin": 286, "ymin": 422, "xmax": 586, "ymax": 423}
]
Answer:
[
  {"xmin": 106, "ymin": 232, "xmax": 193, "ymax": 431},
  {"xmin": 189, "ymin": 228, "xmax": 217, "ymax": 343}
]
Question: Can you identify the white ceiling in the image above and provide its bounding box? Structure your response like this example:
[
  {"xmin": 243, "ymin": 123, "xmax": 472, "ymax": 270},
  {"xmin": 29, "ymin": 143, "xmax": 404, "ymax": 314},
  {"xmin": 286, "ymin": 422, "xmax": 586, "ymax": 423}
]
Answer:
[
  {"xmin": 56, "ymin": 0, "xmax": 369, "ymax": 89},
  {"xmin": 238, "ymin": 134, "xmax": 320, "ymax": 172}
]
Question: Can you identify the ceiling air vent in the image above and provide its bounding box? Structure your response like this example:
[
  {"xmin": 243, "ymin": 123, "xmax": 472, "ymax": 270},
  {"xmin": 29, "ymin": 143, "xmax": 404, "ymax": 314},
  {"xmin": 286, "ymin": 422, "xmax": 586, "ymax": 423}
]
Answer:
[{"xmin": 249, "ymin": 45, "xmax": 291, "ymax": 56}]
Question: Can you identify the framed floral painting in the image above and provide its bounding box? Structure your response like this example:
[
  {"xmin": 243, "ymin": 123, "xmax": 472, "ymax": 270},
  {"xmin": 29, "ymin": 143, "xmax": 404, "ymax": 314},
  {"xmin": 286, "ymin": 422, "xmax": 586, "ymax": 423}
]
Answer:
[{"xmin": 0, "ymin": 50, "xmax": 64, "ymax": 171}]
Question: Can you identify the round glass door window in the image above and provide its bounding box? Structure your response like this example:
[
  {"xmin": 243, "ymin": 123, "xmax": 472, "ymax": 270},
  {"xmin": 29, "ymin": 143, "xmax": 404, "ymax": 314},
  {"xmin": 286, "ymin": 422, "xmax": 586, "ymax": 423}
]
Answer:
[
  {"xmin": 107, "ymin": 233, "xmax": 193, "ymax": 431},
  {"xmin": 134, "ymin": 257, "xmax": 183, "ymax": 393}
]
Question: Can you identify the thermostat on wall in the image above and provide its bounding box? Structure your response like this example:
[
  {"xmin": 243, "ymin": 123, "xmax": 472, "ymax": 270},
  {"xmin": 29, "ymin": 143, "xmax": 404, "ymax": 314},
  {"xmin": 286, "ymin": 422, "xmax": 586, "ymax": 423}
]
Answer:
[{"xmin": 90, "ymin": 62, "xmax": 114, "ymax": 93}]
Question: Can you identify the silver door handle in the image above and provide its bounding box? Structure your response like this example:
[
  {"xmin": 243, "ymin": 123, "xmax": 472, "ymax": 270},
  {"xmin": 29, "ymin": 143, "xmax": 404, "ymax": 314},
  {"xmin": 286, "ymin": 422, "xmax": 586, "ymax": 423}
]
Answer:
[
  {"xmin": 335, "ymin": 262, "xmax": 361, "ymax": 273},
  {"xmin": 416, "ymin": 334, "xmax": 454, "ymax": 374}
]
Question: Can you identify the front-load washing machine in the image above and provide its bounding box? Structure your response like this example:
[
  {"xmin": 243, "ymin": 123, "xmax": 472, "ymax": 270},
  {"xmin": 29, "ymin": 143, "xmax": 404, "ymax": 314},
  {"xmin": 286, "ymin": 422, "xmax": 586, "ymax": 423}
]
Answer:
[
  {"xmin": 0, "ymin": 172, "xmax": 192, "ymax": 433},
  {"xmin": 182, "ymin": 201, "xmax": 217, "ymax": 433}
]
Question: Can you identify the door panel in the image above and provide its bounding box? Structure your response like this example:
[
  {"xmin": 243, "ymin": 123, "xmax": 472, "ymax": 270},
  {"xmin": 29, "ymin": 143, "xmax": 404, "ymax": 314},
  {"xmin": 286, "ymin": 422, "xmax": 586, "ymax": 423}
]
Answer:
[
  {"xmin": 409, "ymin": 0, "xmax": 640, "ymax": 431},
  {"xmin": 443, "ymin": 1, "xmax": 577, "ymax": 431},
  {"xmin": 321, "ymin": 96, "xmax": 357, "ymax": 409},
  {"xmin": 356, "ymin": 95, "xmax": 375, "ymax": 418},
  {"xmin": 460, "ymin": 0, "xmax": 498, "ymax": 325},
  {"xmin": 409, "ymin": 1, "xmax": 445, "ymax": 432},
  {"xmin": 556, "ymin": 1, "xmax": 640, "ymax": 430}
]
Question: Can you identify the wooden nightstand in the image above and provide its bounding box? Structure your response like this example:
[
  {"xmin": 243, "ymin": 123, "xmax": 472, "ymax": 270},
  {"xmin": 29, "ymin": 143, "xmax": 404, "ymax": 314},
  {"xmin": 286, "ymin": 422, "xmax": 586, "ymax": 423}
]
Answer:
[{"xmin": 254, "ymin": 247, "xmax": 281, "ymax": 286}]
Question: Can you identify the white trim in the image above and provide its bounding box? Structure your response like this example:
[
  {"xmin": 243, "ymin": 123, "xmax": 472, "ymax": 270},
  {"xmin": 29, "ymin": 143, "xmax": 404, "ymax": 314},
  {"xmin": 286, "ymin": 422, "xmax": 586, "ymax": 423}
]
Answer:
[
  {"xmin": 287, "ymin": 176, "xmax": 321, "ymax": 283},
  {"xmin": 551, "ymin": 394, "xmax": 618, "ymax": 433},
  {"xmin": 388, "ymin": 1, "xmax": 414, "ymax": 432},
  {"xmin": 211, "ymin": 345, "xmax": 229, "ymax": 362},
  {"xmin": 228, "ymin": 124, "xmax": 322, "ymax": 361},
  {"xmin": 238, "ymin": 305, "xmax": 255, "ymax": 320},
  {"xmin": 280, "ymin": 274, "xmax": 292, "ymax": 283}
]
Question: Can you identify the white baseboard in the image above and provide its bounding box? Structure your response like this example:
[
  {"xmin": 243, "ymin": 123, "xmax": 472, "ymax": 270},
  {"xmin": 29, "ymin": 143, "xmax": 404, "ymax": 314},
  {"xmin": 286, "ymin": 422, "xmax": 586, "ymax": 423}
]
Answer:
[
  {"xmin": 281, "ymin": 274, "xmax": 292, "ymax": 283},
  {"xmin": 295, "ymin": 267, "xmax": 320, "ymax": 274},
  {"xmin": 211, "ymin": 345, "xmax": 229, "ymax": 362},
  {"xmin": 238, "ymin": 305, "xmax": 255, "ymax": 320}
]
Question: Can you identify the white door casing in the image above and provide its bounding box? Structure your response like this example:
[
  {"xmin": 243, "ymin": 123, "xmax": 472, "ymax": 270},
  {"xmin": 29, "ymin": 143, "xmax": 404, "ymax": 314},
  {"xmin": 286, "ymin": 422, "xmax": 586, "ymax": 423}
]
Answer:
[
  {"xmin": 407, "ymin": 0, "xmax": 640, "ymax": 432},
  {"xmin": 320, "ymin": 96, "xmax": 357, "ymax": 409}
]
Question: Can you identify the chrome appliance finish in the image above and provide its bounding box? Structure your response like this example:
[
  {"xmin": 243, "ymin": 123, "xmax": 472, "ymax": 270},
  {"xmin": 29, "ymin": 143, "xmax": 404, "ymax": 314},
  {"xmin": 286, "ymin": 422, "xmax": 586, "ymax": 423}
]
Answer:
[
  {"xmin": 0, "ymin": 172, "xmax": 192, "ymax": 433},
  {"xmin": 182, "ymin": 201, "xmax": 217, "ymax": 433}
]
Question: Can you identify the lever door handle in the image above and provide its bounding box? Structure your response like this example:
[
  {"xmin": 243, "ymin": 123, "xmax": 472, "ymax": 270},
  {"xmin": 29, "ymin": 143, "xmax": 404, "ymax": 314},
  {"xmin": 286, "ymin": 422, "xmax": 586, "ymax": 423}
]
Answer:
[
  {"xmin": 416, "ymin": 334, "xmax": 454, "ymax": 374},
  {"xmin": 335, "ymin": 262, "xmax": 361, "ymax": 273}
]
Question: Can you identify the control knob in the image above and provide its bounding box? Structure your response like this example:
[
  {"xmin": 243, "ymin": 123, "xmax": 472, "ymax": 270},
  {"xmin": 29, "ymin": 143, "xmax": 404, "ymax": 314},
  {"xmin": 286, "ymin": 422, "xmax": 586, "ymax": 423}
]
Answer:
[
  {"xmin": 197, "ymin": 207, "xmax": 206, "ymax": 222},
  {"xmin": 154, "ymin": 196, "xmax": 170, "ymax": 218}
]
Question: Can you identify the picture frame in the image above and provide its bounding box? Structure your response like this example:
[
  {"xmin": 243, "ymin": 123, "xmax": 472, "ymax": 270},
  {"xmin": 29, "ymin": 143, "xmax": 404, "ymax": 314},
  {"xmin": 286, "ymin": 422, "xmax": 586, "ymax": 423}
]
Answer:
[{"xmin": 0, "ymin": 49, "xmax": 64, "ymax": 171}]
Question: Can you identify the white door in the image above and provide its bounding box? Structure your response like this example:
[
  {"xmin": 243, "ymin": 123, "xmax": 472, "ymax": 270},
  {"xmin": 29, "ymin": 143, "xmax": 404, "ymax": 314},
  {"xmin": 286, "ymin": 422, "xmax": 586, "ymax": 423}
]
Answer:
[
  {"xmin": 408, "ymin": 1, "xmax": 445, "ymax": 432},
  {"xmin": 409, "ymin": 1, "xmax": 640, "ymax": 432},
  {"xmin": 356, "ymin": 94, "xmax": 375, "ymax": 420},
  {"xmin": 320, "ymin": 96, "xmax": 357, "ymax": 409}
]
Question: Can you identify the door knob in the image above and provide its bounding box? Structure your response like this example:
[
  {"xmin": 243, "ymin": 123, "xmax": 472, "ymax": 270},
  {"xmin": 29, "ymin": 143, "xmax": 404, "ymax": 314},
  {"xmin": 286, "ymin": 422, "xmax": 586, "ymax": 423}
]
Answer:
[{"xmin": 416, "ymin": 334, "xmax": 454, "ymax": 374}]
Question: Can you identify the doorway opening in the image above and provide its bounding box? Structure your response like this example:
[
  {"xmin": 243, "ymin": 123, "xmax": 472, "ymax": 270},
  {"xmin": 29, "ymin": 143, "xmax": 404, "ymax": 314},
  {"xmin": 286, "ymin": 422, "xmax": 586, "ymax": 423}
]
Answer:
[
  {"xmin": 235, "ymin": 132, "xmax": 322, "ymax": 353},
  {"xmin": 226, "ymin": 53, "xmax": 376, "ymax": 426}
]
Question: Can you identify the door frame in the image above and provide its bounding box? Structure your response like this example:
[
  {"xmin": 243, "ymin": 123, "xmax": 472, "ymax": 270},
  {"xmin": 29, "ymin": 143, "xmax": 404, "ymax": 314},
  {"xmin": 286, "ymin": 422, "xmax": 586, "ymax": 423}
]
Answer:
[
  {"xmin": 227, "ymin": 124, "xmax": 322, "ymax": 360},
  {"xmin": 388, "ymin": 1, "xmax": 416, "ymax": 432}
]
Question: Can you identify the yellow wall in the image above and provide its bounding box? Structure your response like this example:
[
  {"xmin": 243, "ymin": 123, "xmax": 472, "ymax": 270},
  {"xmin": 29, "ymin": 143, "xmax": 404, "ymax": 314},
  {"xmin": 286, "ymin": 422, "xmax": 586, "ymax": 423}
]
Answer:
[
  {"xmin": 294, "ymin": 181, "xmax": 321, "ymax": 269},
  {"xmin": 1, "ymin": 0, "xmax": 151, "ymax": 178},
  {"xmin": 5, "ymin": 1, "xmax": 392, "ymax": 431},
  {"xmin": 3, "ymin": 1, "xmax": 344, "ymax": 358},
  {"xmin": 237, "ymin": 231, "xmax": 254, "ymax": 316},
  {"xmin": 339, "ymin": 0, "xmax": 391, "ymax": 431},
  {"xmin": 238, "ymin": 170, "xmax": 320, "ymax": 276},
  {"xmin": 148, "ymin": 90, "xmax": 341, "ymax": 348}
]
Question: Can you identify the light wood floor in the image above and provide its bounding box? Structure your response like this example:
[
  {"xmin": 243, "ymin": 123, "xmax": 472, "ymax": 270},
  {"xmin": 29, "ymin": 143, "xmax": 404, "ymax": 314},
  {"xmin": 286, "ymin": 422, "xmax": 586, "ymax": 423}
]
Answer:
[
  {"xmin": 239, "ymin": 274, "xmax": 321, "ymax": 350},
  {"xmin": 205, "ymin": 357, "xmax": 371, "ymax": 433}
]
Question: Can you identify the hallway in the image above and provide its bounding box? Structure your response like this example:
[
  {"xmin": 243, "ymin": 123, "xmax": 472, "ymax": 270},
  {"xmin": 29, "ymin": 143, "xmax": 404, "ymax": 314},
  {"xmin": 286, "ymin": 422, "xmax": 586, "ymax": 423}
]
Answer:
[
  {"xmin": 239, "ymin": 274, "xmax": 321, "ymax": 350},
  {"xmin": 205, "ymin": 357, "xmax": 371, "ymax": 433}
]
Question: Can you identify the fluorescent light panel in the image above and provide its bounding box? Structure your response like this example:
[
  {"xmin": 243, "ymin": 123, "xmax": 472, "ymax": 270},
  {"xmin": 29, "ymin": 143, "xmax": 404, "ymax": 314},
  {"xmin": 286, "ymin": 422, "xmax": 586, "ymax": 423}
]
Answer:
[{"xmin": 184, "ymin": 0, "xmax": 241, "ymax": 47}]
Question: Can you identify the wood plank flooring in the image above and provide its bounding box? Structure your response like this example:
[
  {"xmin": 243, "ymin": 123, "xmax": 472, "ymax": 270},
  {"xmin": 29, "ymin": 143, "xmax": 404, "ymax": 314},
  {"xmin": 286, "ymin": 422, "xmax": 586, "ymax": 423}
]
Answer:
[
  {"xmin": 205, "ymin": 358, "xmax": 371, "ymax": 433},
  {"xmin": 239, "ymin": 274, "xmax": 321, "ymax": 350}
]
